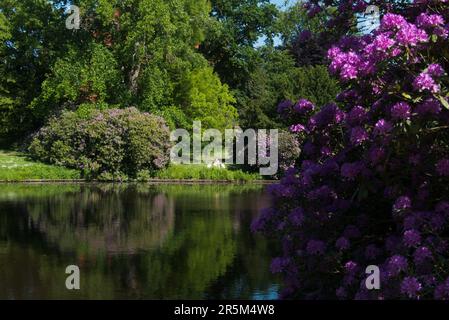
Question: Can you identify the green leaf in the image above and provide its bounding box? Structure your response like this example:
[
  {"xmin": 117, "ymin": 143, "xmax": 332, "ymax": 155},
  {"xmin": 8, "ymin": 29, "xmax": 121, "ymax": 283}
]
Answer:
[
  {"xmin": 437, "ymin": 95, "xmax": 449, "ymax": 110},
  {"xmin": 401, "ymin": 92, "xmax": 412, "ymax": 100}
]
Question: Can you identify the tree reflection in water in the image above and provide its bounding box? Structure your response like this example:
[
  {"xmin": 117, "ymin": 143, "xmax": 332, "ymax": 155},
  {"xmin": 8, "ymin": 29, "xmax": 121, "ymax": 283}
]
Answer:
[{"xmin": 0, "ymin": 184, "xmax": 279, "ymax": 299}]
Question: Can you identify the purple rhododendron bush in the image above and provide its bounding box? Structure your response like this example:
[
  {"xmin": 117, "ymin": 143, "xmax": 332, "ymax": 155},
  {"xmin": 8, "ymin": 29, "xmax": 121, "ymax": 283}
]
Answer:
[
  {"xmin": 253, "ymin": 0, "xmax": 449, "ymax": 299},
  {"xmin": 29, "ymin": 107, "xmax": 171, "ymax": 180}
]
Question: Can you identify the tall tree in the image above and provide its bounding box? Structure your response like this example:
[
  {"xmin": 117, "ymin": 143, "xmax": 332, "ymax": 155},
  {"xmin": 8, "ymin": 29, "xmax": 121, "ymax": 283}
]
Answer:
[
  {"xmin": 0, "ymin": 12, "xmax": 14, "ymax": 137},
  {"xmin": 200, "ymin": 0, "xmax": 279, "ymax": 88},
  {"xmin": 0, "ymin": 0, "xmax": 71, "ymax": 138},
  {"xmin": 1, "ymin": 0, "xmax": 238, "ymax": 140}
]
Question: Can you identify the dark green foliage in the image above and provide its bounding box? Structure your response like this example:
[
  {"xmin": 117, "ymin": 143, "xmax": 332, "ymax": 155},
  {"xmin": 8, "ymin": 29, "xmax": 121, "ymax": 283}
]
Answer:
[
  {"xmin": 1, "ymin": 0, "xmax": 237, "ymax": 141},
  {"xmin": 28, "ymin": 107, "xmax": 172, "ymax": 179},
  {"xmin": 238, "ymin": 48, "xmax": 340, "ymax": 129},
  {"xmin": 295, "ymin": 65, "xmax": 340, "ymax": 108},
  {"xmin": 0, "ymin": 0, "xmax": 72, "ymax": 137},
  {"xmin": 278, "ymin": 2, "xmax": 333, "ymax": 66},
  {"xmin": 1, "ymin": 0, "xmax": 340, "ymax": 179},
  {"xmin": 201, "ymin": 0, "xmax": 278, "ymax": 88},
  {"xmin": 151, "ymin": 106, "xmax": 192, "ymax": 131},
  {"xmin": 199, "ymin": 0, "xmax": 340, "ymax": 130},
  {"xmin": 0, "ymin": 12, "xmax": 15, "ymax": 137},
  {"xmin": 29, "ymin": 43, "xmax": 125, "ymax": 120},
  {"xmin": 237, "ymin": 48, "xmax": 297, "ymax": 128}
]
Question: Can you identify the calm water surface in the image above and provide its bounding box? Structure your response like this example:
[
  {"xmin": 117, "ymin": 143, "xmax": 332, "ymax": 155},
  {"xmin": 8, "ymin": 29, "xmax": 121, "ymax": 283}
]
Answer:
[{"xmin": 0, "ymin": 183, "xmax": 279, "ymax": 299}]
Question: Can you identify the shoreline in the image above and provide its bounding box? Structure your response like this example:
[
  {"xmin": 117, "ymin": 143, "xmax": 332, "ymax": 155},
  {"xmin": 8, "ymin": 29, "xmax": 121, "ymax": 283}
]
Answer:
[{"xmin": 0, "ymin": 179, "xmax": 278, "ymax": 184}]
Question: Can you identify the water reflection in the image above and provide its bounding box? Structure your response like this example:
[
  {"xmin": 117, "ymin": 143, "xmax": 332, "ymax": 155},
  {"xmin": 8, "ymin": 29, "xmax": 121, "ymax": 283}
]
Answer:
[{"xmin": 0, "ymin": 184, "xmax": 279, "ymax": 299}]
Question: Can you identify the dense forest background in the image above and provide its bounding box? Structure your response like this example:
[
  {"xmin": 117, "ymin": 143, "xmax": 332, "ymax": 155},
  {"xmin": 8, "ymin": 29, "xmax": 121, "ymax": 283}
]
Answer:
[{"xmin": 0, "ymin": 0, "xmax": 340, "ymax": 145}]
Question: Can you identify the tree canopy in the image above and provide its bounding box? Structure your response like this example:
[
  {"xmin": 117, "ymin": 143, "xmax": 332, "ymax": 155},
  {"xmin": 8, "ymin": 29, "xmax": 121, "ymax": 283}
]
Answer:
[{"xmin": 0, "ymin": 0, "xmax": 339, "ymax": 143}]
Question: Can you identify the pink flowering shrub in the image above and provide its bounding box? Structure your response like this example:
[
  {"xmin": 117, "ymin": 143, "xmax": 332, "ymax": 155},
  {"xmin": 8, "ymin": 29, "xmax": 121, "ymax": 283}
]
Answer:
[
  {"xmin": 247, "ymin": 130, "xmax": 301, "ymax": 178},
  {"xmin": 29, "ymin": 107, "xmax": 171, "ymax": 179},
  {"xmin": 254, "ymin": 1, "xmax": 449, "ymax": 299}
]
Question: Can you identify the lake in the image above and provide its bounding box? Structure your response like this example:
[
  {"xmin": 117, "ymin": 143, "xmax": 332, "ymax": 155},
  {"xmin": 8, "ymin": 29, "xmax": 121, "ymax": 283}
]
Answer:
[{"xmin": 0, "ymin": 183, "xmax": 279, "ymax": 299}]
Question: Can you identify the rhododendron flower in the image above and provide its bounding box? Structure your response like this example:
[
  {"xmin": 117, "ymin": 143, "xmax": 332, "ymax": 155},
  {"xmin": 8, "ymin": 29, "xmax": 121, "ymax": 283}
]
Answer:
[
  {"xmin": 381, "ymin": 13, "xmax": 407, "ymax": 30},
  {"xmin": 374, "ymin": 119, "xmax": 393, "ymax": 135},
  {"xmin": 290, "ymin": 124, "xmax": 307, "ymax": 133},
  {"xmin": 350, "ymin": 126, "xmax": 368, "ymax": 146},
  {"xmin": 396, "ymin": 23, "xmax": 428, "ymax": 46},
  {"xmin": 368, "ymin": 146, "xmax": 385, "ymax": 164},
  {"xmin": 372, "ymin": 34, "xmax": 395, "ymax": 52},
  {"xmin": 401, "ymin": 277, "xmax": 422, "ymax": 298},
  {"xmin": 341, "ymin": 162, "xmax": 363, "ymax": 180},
  {"xmin": 416, "ymin": 13, "xmax": 445, "ymax": 28},
  {"xmin": 416, "ymin": 98, "xmax": 442, "ymax": 115},
  {"xmin": 427, "ymin": 64, "xmax": 445, "ymax": 77},
  {"xmin": 271, "ymin": 257, "xmax": 288, "ymax": 274},
  {"xmin": 306, "ymin": 240, "xmax": 326, "ymax": 255},
  {"xmin": 336, "ymin": 237, "xmax": 350, "ymax": 250},
  {"xmin": 298, "ymin": 30, "xmax": 312, "ymax": 42},
  {"xmin": 346, "ymin": 106, "xmax": 367, "ymax": 126},
  {"xmin": 394, "ymin": 196, "xmax": 412, "ymax": 212},
  {"xmin": 434, "ymin": 278, "xmax": 449, "ymax": 300},
  {"xmin": 391, "ymin": 102, "xmax": 412, "ymax": 120},
  {"xmin": 289, "ymin": 208, "xmax": 305, "ymax": 226},
  {"xmin": 277, "ymin": 100, "xmax": 293, "ymax": 114},
  {"xmin": 414, "ymin": 246, "xmax": 433, "ymax": 265},
  {"xmin": 403, "ymin": 229, "xmax": 422, "ymax": 247},
  {"xmin": 387, "ymin": 255, "xmax": 408, "ymax": 277},
  {"xmin": 294, "ymin": 99, "xmax": 315, "ymax": 114},
  {"xmin": 413, "ymin": 72, "xmax": 440, "ymax": 93},
  {"xmin": 344, "ymin": 261, "xmax": 358, "ymax": 273},
  {"xmin": 254, "ymin": 0, "xmax": 449, "ymax": 300}
]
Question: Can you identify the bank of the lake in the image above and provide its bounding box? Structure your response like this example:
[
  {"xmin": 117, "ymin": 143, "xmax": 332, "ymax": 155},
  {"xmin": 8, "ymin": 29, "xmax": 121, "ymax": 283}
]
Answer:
[{"xmin": 0, "ymin": 150, "xmax": 81, "ymax": 181}]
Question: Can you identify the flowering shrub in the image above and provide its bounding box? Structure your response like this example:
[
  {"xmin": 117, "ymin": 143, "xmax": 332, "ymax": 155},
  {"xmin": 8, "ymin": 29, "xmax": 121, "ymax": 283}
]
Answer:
[
  {"xmin": 277, "ymin": 131, "xmax": 302, "ymax": 174},
  {"xmin": 244, "ymin": 130, "xmax": 301, "ymax": 178},
  {"xmin": 254, "ymin": 1, "xmax": 449, "ymax": 299},
  {"xmin": 29, "ymin": 107, "xmax": 171, "ymax": 179}
]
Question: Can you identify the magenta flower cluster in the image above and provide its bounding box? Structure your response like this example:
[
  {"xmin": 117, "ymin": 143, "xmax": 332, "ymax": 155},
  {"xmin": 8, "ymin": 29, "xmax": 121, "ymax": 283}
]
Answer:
[{"xmin": 254, "ymin": 0, "xmax": 449, "ymax": 300}]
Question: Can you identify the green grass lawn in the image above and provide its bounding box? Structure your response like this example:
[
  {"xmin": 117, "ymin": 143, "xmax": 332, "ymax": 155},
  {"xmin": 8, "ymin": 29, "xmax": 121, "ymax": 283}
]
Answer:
[
  {"xmin": 155, "ymin": 164, "xmax": 261, "ymax": 181},
  {"xmin": 0, "ymin": 151, "xmax": 261, "ymax": 182},
  {"xmin": 0, "ymin": 151, "xmax": 81, "ymax": 181}
]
